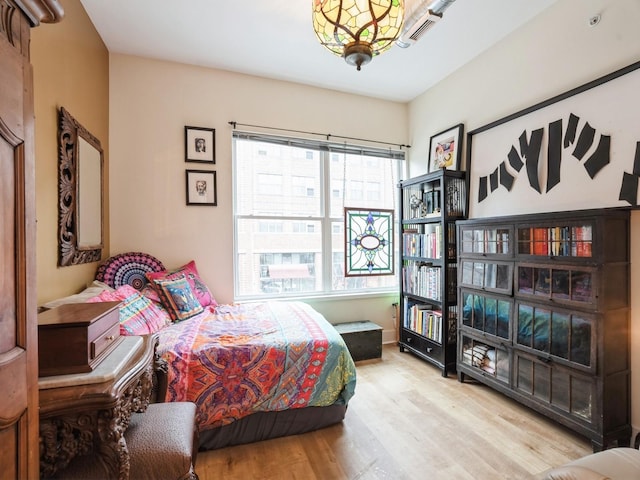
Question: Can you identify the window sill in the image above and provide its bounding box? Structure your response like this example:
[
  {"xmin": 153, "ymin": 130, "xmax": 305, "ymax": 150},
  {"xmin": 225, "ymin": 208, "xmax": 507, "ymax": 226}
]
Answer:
[{"xmin": 235, "ymin": 289, "xmax": 398, "ymax": 304}]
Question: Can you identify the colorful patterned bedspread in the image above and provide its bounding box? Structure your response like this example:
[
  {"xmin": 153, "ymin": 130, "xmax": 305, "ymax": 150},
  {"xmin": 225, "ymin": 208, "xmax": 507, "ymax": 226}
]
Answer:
[{"xmin": 156, "ymin": 301, "xmax": 357, "ymax": 430}]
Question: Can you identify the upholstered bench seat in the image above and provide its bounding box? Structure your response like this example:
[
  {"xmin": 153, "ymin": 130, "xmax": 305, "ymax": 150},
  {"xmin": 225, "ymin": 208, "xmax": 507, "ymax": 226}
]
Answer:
[{"xmin": 56, "ymin": 402, "xmax": 199, "ymax": 480}]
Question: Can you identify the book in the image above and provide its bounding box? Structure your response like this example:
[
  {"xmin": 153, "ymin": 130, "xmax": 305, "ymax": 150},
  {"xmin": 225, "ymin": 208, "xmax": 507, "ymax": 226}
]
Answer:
[{"xmin": 533, "ymin": 227, "xmax": 548, "ymax": 255}]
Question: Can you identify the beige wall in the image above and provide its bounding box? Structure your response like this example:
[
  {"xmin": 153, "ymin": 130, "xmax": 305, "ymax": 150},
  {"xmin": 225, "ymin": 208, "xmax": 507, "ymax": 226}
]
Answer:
[
  {"xmin": 408, "ymin": 0, "xmax": 640, "ymax": 433},
  {"xmin": 31, "ymin": 0, "xmax": 109, "ymax": 305},
  {"xmin": 108, "ymin": 54, "xmax": 407, "ymax": 340}
]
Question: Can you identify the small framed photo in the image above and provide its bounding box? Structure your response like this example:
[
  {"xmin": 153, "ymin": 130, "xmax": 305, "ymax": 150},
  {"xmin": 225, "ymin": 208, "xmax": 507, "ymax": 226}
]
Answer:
[
  {"xmin": 186, "ymin": 169, "xmax": 217, "ymax": 206},
  {"xmin": 428, "ymin": 123, "xmax": 464, "ymax": 172},
  {"xmin": 185, "ymin": 126, "xmax": 215, "ymax": 163}
]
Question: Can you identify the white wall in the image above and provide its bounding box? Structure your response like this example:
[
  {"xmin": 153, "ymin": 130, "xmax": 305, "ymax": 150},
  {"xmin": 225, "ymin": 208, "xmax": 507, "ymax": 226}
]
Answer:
[
  {"xmin": 108, "ymin": 55, "xmax": 407, "ymax": 342},
  {"xmin": 407, "ymin": 0, "xmax": 640, "ymax": 435}
]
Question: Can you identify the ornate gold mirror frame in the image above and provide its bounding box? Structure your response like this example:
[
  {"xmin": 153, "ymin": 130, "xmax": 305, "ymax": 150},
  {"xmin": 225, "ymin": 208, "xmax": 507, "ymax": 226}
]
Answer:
[{"xmin": 58, "ymin": 107, "xmax": 104, "ymax": 266}]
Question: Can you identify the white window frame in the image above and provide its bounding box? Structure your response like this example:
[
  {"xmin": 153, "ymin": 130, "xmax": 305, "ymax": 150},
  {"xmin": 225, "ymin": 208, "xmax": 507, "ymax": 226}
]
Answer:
[{"xmin": 232, "ymin": 131, "xmax": 406, "ymax": 301}]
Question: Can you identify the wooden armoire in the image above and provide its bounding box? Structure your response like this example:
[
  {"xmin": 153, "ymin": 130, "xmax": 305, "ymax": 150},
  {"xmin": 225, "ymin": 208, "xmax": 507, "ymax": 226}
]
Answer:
[{"xmin": 0, "ymin": 1, "xmax": 63, "ymax": 478}]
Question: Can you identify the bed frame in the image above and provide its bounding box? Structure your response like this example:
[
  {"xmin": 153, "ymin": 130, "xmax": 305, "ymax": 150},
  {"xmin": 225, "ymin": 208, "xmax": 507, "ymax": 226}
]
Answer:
[{"xmin": 152, "ymin": 340, "xmax": 346, "ymax": 450}]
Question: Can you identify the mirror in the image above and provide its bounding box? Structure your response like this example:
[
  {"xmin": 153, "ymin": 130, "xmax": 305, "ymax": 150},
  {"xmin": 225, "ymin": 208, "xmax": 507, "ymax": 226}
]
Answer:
[{"xmin": 58, "ymin": 107, "xmax": 104, "ymax": 266}]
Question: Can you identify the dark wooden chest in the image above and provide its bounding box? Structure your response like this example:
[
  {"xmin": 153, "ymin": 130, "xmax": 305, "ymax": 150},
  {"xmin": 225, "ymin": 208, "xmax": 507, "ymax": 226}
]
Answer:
[
  {"xmin": 334, "ymin": 321, "xmax": 382, "ymax": 361},
  {"xmin": 38, "ymin": 301, "xmax": 122, "ymax": 376}
]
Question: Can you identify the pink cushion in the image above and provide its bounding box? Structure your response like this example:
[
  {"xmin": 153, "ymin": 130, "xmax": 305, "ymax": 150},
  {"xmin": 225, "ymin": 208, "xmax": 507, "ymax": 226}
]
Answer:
[
  {"xmin": 88, "ymin": 284, "xmax": 171, "ymax": 335},
  {"xmin": 146, "ymin": 260, "xmax": 217, "ymax": 308}
]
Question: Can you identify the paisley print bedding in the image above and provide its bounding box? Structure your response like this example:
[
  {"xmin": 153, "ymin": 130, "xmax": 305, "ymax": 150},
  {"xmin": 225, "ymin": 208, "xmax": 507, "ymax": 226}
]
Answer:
[{"xmin": 156, "ymin": 301, "xmax": 357, "ymax": 430}]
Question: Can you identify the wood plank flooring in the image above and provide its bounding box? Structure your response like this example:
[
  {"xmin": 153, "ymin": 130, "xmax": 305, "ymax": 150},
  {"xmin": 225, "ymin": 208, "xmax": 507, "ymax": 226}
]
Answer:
[{"xmin": 196, "ymin": 344, "xmax": 591, "ymax": 480}]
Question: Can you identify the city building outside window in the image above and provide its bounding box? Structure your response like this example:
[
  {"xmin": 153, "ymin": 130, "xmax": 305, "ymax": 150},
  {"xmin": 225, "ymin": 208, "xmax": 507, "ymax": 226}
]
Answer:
[{"xmin": 233, "ymin": 132, "xmax": 405, "ymax": 300}]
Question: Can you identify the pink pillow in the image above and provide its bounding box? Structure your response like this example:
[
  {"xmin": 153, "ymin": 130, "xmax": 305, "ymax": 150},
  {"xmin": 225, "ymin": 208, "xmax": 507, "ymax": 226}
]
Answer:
[
  {"xmin": 88, "ymin": 284, "xmax": 171, "ymax": 335},
  {"xmin": 145, "ymin": 260, "xmax": 217, "ymax": 308}
]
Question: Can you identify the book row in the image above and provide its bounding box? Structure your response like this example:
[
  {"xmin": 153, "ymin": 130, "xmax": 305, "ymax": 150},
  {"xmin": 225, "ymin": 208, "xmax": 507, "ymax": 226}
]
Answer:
[
  {"xmin": 403, "ymin": 304, "xmax": 444, "ymax": 344},
  {"xmin": 401, "ymin": 262, "xmax": 457, "ymax": 301},
  {"xmin": 517, "ymin": 225, "xmax": 593, "ymax": 257},
  {"xmin": 403, "ymin": 228, "xmax": 442, "ymax": 259},
  {"xmin": 402, "ymin": 263, "xmax": 442, "ymax": 301}
]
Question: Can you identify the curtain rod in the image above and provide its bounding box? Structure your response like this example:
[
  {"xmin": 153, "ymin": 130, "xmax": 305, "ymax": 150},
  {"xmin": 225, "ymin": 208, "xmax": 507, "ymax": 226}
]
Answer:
[{"xmin": 228, "ymin": 121, "xmax": 410, "ymax": 150}]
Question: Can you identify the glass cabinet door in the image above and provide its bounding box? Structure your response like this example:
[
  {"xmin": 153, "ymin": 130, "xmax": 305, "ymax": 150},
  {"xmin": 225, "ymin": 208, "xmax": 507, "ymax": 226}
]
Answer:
[
  {"xmin": 460, "ymin": 335, "xmax": 510, "ymax": 384},
  {"xmin": 515, "ymin": 302, "xmax": 595, "ymax": 373},
  {"xmin": 515, "ymin": 265, "xmax": 595, "ymax": 306},
  {"xmin": 515, "ymin": 352, "xmax": 594, "ymax": 423},
  {"xmin": 461, "ymin": 290, "xmax": 511, "ymax": 340},
  {"xmin": 516, "ymin": 224, "xmax": 593, "ymax": 258},
  {"xmin": 460, "ymin": 259, "xmax": 513, "ymax": 294},
  {"xmin": 460, "ymin": 225, "xmax": 511, "ymax": 255}
]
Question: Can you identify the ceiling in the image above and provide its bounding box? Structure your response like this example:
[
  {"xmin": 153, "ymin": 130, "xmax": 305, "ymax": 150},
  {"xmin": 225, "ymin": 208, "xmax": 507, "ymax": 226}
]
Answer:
[{"xmin": 79, "ymin": 0, "xmax": 559, "ymax": 103}]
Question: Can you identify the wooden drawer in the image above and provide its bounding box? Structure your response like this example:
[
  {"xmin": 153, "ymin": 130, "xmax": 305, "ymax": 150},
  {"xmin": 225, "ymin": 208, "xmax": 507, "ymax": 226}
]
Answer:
[
  {"xmin": 38, "ymin": 302, "xmax": 122, "ymax": 376},
  {"xmin": 91, "ymin": 321, "xmax": 120, "ymax": 360}
]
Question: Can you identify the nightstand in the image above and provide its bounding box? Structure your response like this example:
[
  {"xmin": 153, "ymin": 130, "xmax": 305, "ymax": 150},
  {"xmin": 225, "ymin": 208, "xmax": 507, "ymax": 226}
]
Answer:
[{"xmin": 39, "ymin": 334, "xmax": 158, "ymax": 479}]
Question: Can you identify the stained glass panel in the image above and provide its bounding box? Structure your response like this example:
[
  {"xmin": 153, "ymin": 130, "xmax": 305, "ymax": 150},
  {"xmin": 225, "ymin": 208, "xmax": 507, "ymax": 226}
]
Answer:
[{"xmin": 344, "ymin": 208, "xmax": 394, "ymax": 276}]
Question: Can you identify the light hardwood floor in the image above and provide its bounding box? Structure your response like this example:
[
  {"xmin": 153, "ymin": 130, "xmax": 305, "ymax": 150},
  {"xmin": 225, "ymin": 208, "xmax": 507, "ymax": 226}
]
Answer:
[{"xmin": 196, "ymin": 344, "xmax": 592, "ymax": 480}]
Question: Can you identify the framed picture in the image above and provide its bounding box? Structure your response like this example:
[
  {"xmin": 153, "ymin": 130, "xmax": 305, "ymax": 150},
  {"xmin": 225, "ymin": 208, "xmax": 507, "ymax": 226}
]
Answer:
[
  {"xmin": 186, "ymin": 169, "xmax": 217, "ymax": 206},
  {"xmin": 467, "ymin": 60, "xmax": 640, "ymax": 219},
  {"xmin": 185, "ymin": 126, "xmax": 215, "ymax": 163},
  {"xmin": 428, "ymin": 123, "xmax": 464, "ymax": 172}
]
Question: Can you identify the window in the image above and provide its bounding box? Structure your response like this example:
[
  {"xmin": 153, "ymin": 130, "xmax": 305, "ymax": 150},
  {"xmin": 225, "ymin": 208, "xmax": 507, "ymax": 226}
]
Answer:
[{"xmin": 233, "ymin": 132, "xmax": 405, "ymax": 299}]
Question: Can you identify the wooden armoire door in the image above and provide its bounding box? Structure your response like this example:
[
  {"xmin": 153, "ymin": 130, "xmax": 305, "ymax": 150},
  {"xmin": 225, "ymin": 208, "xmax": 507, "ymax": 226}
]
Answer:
[{"xmin": 0, "ymin": 2, "xmax": 62, "ymax": 479}]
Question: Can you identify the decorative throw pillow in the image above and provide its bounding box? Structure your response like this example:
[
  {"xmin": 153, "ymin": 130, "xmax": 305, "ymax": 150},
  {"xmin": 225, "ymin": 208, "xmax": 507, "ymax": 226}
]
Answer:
[
  {"xmin": 95, "ymin": 252, "xmax": 165, "ymax": 290},
  {"xmin": 152, "ymin": 274, "xmax": 204, "ymax": 322},
  {"xmin": 140, "ymin": 284, "xmax": 162, "ymax": 305},
  {"xmin": 88, "ymin": 284, "xmax": 171, "ymax": 335},
  {"xmin": 146, "ymin": 260, "xmax": 217, "ymax": 308}
]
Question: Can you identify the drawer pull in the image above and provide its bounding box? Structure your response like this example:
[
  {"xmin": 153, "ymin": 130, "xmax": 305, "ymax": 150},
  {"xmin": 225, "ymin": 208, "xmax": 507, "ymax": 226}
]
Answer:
[
  {"xmin": 106, "ymin": 335, "xmax": 115, "ymax": 341},
  {"xmin": 426, "ymin": 347, "xmax": 433, "ymax": 353}
]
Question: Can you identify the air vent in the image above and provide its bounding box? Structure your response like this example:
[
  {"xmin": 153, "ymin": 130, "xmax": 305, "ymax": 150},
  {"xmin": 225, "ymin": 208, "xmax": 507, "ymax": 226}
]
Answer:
[
  {"xmin": 408, "ymin": 10, "xmax": 441, "ymax": 41},
  {"xmin": 396, "ymin": 0, "xmax": 456, "ymax": 48}
]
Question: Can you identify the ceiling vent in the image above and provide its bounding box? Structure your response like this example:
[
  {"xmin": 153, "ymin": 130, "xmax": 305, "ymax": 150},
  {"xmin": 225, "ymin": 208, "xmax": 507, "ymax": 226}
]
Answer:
[{"xmin": 396, "ymin": 0, "xmax": 456, "ymax": 48}]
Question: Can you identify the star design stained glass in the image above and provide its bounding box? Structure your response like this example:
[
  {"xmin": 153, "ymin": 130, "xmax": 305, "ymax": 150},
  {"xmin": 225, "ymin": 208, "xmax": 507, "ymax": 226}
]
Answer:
[{"xmin": 344, "ymin": 208, "xmax": 394, "ymax": 276}]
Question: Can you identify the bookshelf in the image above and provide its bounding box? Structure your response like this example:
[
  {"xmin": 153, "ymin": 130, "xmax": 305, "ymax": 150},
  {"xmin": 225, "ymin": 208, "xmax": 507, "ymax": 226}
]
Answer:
[
  {"xmin": 398, "ymin": 170, "xmax": 467, "ymax": 377},
  {"xmin": 456, "ymin": 209, "xmax": 631, "ymax": 451}
]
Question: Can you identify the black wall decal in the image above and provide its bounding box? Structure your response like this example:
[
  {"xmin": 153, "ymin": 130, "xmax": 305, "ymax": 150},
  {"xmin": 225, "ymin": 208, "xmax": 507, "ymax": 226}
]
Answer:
[
  {"xmin": 564, "ymin": 113, "xmax": 579, "ymax": 147},
  {"xmin": 478, "ymin": 176, "xmax": 488, "ymax": 202},
  {"xmin": 520, "ymin": 129, "xmax": 543, "ymax": 193},
  {"xmin": 573, "ymin": 122, "xmax": 595, "ymax": 160},
  {"xmin": 619, "ymin": 172, "xmax": 638, "ymax": 205},
  {"xmin": 499, "ymin": 162, "xmax": 514, "ymax": 191},
  {"xmin": 547, "ymin": 119, "xmax": 563, "ymax": 191},
  {"xmin": 476, "ymin": 115, "xmax": 617, "ymax": 204},
  {"xmin": 490, "ymin": 168, "xmax": 499, "ymax": 191},
  {"xmin": 618, "ymin": 142, "xmax": 640, "ymax": 205},
  {"xmin": 508, "ymin": 145, "xmax": 524, "ymax": 172},
  {"xmin": 634, "ymin": 141, "xmax": 640, "ymax": 176},
  {"xmin": 469, "ymin": 61, "xmax": 640, "ymax": 213},
  {"xmin": 583, "ymin": 135, "xmax": 610, "ymax": 179}
]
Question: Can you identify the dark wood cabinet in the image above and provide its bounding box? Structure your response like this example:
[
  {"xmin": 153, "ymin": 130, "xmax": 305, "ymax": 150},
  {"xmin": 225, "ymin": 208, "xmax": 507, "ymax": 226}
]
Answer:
[
  {"xmin": 0, "ymin": 2, "xmax": 63, "ymax": 478},
  {"xmin": 456, "ymin": 209, "xmax": 630, "ymax": 451},
  {"xmin": 38, "ymin": 302, "xmax": 122, "ymax": 376},
  {"xmin": 398, "ymin": 170, "xmax": 467, "ymax": 376},
  {"xmin": 39, "ymin": 334, "xmax": 158, "ymax": 479}
]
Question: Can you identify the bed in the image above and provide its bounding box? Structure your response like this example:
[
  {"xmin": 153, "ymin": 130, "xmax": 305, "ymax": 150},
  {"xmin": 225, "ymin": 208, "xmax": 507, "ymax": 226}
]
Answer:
[{"xmin": 85, "ymin": 252, "xmax": 357, "ymax": 449}]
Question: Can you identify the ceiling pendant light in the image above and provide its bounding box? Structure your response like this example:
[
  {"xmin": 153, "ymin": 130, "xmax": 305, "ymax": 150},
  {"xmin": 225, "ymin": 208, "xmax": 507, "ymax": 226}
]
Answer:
[{"xmin": 312, "ymin": 0, "xmax": 405, "ymax": 71}]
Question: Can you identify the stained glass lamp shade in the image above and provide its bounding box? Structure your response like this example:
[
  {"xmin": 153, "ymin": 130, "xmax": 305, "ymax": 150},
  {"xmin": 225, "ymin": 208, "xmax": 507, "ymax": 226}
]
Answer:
[
  {"xmin": 345, "ymin": 208, "xmax": 394, "ymax": 276},
  {"xmin": 312, "ymin": 0, "xmax": 405, "ymax": 71}
]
